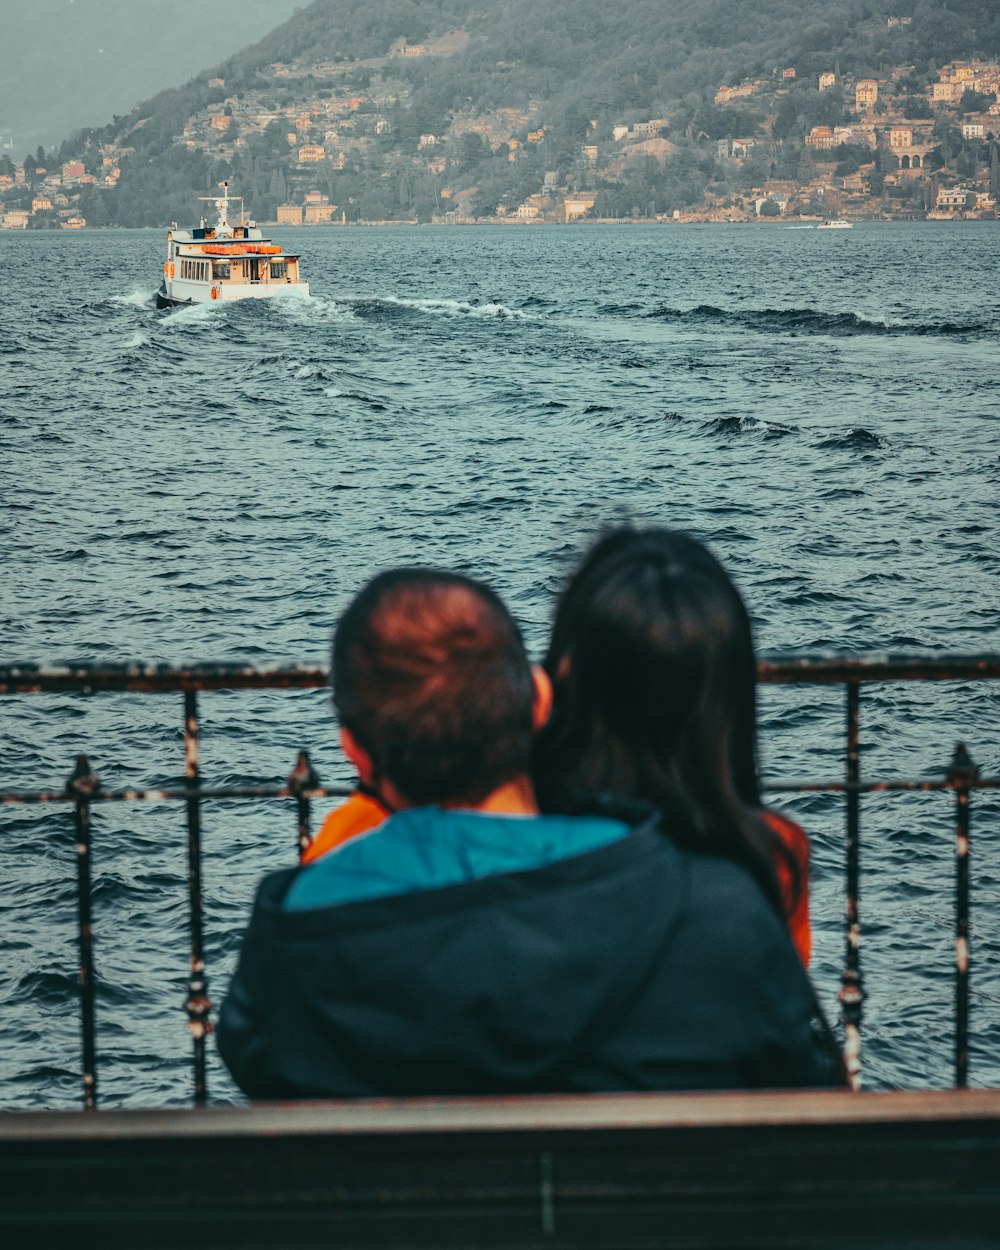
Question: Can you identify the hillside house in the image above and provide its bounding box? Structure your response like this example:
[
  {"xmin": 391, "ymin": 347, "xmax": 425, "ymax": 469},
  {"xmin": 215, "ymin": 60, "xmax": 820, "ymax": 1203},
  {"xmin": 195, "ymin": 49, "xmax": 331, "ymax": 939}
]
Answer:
[
  {"xmin": 298, "ymin": 145, "xmax": 325, "ymax": 163},
  {"xmin": 717, "ymin": 138, "xmax": 756, "ymax": 159},
  {"xmin": 856, "ymin": 80, "xmax": 879, "ymax": 109},
  {"xmin": 819, "ymin": 72, "xmax": 837, "ymax": 91},
  {"xmin": 806, "ymin": 126, "xmax": 837, "ymax": 149},
  {"xmin": 714, "ymin": 82, "xmax": 760, "ymax": 105}
]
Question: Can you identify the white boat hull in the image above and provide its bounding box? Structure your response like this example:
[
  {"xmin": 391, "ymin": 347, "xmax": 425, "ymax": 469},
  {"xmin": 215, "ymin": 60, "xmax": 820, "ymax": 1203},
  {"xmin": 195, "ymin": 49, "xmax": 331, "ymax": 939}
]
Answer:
[{"xmin": 156, "ymin": 281, "xmax": 310, "ymax": 308}]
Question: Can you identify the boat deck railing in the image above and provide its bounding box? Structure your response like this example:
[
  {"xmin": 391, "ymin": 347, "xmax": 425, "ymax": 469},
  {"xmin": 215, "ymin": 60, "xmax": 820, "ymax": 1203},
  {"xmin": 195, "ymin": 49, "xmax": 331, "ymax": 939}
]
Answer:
[{"xmin": 2, "ymin": 655, "xmax": 999, "ymax": 1111}]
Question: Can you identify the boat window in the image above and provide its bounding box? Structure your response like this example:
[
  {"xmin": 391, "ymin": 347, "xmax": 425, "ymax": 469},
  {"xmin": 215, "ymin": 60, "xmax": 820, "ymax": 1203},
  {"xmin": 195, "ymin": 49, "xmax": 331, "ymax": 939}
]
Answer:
[
  {"xmin": 212, "ymin": 262, "xmax": 231, "ymax": 280},
  {"xmin": 178, "ymin": 259, "xmax": 212, "ymax": 282},
  {"xmin": 271, "ymin": 261, "xmax": 287, "ymax": 279}
]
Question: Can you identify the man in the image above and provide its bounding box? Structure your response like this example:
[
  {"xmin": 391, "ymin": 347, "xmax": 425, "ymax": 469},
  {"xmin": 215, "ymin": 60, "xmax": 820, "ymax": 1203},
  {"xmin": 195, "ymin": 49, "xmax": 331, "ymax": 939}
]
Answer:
[{"xmin": 217, "ymin": 568, "xmax": 842, "ymax": 1098}]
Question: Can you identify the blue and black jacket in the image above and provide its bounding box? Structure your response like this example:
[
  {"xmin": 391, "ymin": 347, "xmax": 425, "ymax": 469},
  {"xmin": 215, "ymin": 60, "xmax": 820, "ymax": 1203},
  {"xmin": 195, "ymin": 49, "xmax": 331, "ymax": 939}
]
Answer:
[{"xmin": 217, "ymin": 804, "xmax": 843, "ymax": 1098}]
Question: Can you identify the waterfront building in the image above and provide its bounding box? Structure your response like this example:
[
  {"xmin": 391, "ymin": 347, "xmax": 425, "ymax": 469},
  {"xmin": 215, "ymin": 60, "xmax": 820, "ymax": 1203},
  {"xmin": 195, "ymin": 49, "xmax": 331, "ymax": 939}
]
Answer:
[
  {"xmin": 277, "ymin": 204, "xmax": 303, "ymax": 225},
  {"xmin": 304, "ymin": 193, "xmax": 337, "ymax": 224},
  {"xmin": 564, "ymin": 195, "xmax": 596, "ymax": 221}
]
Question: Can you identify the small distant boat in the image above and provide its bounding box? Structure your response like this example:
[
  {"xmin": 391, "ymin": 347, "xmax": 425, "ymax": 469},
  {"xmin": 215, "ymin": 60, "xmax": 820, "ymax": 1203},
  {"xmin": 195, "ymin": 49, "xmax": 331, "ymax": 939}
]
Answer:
[
  {"xmin": 156, "ymin": 182, "xmax": 309, "ymax": 308},
  {"xmin": 818, "ymin": 219, "xmax": 853, "ymax": 230}
]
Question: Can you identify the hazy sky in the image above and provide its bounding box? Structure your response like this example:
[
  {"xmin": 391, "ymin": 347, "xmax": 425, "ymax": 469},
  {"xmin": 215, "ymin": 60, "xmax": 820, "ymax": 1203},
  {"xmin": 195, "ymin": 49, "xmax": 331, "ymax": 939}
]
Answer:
[{"xmin": 0, "ymin": 0, "xmax": 305, "ymax": 155}]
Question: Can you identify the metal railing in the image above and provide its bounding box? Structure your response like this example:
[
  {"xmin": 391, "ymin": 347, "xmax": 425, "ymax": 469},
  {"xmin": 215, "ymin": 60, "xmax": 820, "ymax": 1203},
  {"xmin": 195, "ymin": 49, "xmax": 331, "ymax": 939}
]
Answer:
[{"xmin": 2, "ymin": 656, "xmax": 999, "ymax": 1109}]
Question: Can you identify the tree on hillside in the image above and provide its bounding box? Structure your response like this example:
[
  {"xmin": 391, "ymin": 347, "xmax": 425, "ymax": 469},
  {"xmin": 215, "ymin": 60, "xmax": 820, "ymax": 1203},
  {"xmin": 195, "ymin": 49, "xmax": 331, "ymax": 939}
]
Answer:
[{"xmin": 958, "ymin": 88, "xmax": 994, "ymax": 115}]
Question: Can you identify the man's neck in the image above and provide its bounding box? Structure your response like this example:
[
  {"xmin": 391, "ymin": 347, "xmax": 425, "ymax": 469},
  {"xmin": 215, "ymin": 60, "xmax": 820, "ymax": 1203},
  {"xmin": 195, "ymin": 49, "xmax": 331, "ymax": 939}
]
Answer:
[{"xmin": 445, "ymin": 774, "xmax": 539, "ymax": 817}]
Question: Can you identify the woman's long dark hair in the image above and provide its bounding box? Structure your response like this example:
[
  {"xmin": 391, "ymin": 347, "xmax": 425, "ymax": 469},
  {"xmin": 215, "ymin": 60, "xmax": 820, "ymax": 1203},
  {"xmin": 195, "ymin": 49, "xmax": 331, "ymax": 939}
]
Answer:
[{"xmin": 534, "ymin": 527, "xmax": 799, "ymax": 916}]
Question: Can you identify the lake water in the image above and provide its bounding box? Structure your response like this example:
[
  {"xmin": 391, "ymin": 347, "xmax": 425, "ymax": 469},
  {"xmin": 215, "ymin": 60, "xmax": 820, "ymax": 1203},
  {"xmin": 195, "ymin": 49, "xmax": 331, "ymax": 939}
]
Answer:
[{"xmin": 2, "ymin": 222, "xmax": 999, "ymax": 1108}]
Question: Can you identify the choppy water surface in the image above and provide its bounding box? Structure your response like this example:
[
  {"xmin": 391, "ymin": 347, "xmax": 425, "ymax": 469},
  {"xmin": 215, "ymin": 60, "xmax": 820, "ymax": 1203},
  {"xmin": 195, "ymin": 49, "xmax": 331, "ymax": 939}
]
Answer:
[{"xmin": 2, "ymin": 223, "xmax": 999, "ymax": 1108}]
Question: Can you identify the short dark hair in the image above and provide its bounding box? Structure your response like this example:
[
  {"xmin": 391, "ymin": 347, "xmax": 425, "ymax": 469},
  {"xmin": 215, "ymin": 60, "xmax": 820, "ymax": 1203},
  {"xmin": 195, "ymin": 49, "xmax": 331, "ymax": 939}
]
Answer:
[{"xmin": 332, "ymin": 569, "xmax": 535, "ymax": 807}]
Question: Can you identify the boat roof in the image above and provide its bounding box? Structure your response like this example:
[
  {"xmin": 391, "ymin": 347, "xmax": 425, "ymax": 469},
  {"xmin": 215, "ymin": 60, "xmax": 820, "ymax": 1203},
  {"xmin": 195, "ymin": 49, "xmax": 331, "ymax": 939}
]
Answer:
[{"xmin": 172, "ymin": 227, "xmax": 270, "ymax": 242}]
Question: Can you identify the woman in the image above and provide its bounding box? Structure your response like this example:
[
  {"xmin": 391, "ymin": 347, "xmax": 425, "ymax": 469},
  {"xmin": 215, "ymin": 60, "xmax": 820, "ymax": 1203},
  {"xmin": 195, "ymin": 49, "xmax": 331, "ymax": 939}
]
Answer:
[{"xmin": 533, "ymin": 526, "xmax": 811, "ymax": 965}]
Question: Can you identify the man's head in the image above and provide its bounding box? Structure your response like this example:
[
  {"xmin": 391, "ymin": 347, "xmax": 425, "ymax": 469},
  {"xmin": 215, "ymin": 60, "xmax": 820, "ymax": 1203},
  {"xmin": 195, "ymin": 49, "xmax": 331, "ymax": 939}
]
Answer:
[{"xmin": 332, "ymin": 569, "xmax": 549, "ymax": 809}]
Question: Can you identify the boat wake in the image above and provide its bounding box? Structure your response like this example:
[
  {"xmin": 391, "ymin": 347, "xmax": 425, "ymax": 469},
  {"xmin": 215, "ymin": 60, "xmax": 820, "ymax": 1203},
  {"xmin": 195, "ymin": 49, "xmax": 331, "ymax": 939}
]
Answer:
[
  {"xmin": 110, "ymin": 289, "xmax": 159, "ymax": 310},
  {"xmin": 644, "ymin": 304, "xmax": 989, "ymax": 337},
  {"xmin": 362, "ymin": 295, "xmax": 530, "ymax": 321},
  {"xmin": 271, "ymin": 294, "xmax": 357, "ymax": 324}
]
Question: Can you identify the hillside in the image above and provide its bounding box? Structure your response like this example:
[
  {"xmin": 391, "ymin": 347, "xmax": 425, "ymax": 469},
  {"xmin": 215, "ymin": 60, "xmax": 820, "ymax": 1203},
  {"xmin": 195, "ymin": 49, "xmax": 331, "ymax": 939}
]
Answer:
[{"xmin": 5, "ymin": 0, "xmax": 1000, "ymax": 227}]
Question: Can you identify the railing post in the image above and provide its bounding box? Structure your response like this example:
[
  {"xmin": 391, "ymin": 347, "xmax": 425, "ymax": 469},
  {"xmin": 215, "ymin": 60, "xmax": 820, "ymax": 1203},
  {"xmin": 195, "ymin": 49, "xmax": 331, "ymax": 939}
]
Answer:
[
  {"xmin": 288, "ymin": 750, "xmax": 321, "ymax": 862},
  {"xmin": 183, "ymin": 690, "xmax": 211, "ymax": 1105},
  {"xmin": 838, "ymin": 681, "xmax": 865, "ymax": 1091},
  {"xmin": 949, "ymin": 742, "xmax": 978, "ymax": 1089},
  {"xmin": 67, "ymin": 754, "xmax": 100, "ymax": 1111}
]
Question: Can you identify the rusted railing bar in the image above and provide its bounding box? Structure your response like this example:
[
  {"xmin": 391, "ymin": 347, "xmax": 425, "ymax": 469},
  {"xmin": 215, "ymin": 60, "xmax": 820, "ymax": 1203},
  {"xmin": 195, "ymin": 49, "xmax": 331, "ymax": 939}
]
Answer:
[
  {"xmin": 838, "ymin": 682, "xmax": 864, "ymax": 1091},
  {"xmin": 949, "ymin": 746, "xmax": 978, "ymax": 1088},
  {"xmin": 67, "ymin": 757, "xmax": 99, "ymax": 1111},
  {"xmin": 288, "ymin": 752, "xmax": 321, "ymax": 861},
  {"xmin": 758, "ymin": 654, "xmax": 1000, "ymax": 684},
  {"xmin": 183, "ymin": 691, "xmax": 210, "ymax": 1105},
  {"xmin": 764, "ymin": 776, "xmax": 1000, "ymax": 794},
  {"xmin": 1, "ymin": 784, "xmax": 354, "ymax": 805},
  {"xmin": 0, "ymin": 664, "xmax": 327, "ymax": 695},
  {"xmin": 956, "ymin": 786, "xmax": 971, "ymax": 1088},
  {"xmin": 4, "ymin": 654, "xmax": 1000, "ymax": 696},
  {"xmin": 7, "ymin": 777, "xmax": 1000, "ymax": 805}
]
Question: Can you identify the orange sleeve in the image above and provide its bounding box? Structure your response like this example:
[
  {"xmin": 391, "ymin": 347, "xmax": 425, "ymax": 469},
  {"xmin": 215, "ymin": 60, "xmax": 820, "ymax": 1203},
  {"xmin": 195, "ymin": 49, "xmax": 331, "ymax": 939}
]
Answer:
[
  {"xmin": 301, "ymin": 791, "xmax": 389, "ymax": 864},
  {"xmin": 764, "ymin": 810, "xmax": 811, "ymax": 967}
]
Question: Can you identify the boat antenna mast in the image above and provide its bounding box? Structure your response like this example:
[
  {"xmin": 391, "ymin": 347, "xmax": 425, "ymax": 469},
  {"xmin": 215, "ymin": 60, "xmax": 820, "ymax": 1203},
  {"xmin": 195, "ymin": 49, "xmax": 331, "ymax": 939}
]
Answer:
[{"xmin": 196, "ymin": 181, "xmax": 245, "ymax": 236}]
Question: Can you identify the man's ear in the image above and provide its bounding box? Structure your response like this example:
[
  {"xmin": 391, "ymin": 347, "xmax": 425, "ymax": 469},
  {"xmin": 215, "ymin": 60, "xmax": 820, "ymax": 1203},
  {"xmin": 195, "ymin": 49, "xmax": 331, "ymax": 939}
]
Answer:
[
  {"xmin": 340, "ymin": 726, "xmax": 377, "ymax": 788},
  {"xmin": 531, "ymin": 666, "xmax": 554, "ymax": 732}
]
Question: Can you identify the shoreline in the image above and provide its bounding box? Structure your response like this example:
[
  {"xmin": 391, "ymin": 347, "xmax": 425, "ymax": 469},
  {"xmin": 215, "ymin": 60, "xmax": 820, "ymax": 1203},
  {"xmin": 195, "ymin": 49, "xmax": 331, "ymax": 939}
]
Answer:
[{"xmin": 5, "ymin": 215, "xmax": 999, "ymax": 232}]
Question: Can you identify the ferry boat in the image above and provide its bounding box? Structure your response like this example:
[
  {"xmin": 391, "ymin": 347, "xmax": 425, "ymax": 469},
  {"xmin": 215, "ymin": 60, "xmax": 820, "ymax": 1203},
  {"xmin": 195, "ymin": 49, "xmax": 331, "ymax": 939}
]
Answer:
[
  {"xmin": 156, "ymin": 183, "xmax": 309, "ymax": 307},
  {"xmin": 817, "ymin": 218, "xmax": 853, "ymax": 230}
]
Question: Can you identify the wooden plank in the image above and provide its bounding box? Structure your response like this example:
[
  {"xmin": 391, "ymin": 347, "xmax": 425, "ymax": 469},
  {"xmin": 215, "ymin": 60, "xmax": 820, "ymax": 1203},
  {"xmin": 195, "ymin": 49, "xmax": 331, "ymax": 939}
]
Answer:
[{"xmin": 2, "ymin": 1090, "xmax": 999, "ymax": 1248}]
